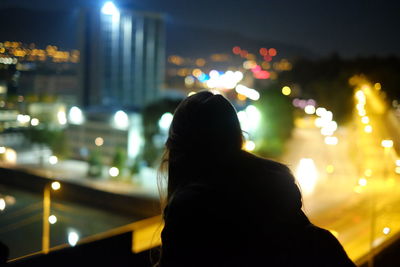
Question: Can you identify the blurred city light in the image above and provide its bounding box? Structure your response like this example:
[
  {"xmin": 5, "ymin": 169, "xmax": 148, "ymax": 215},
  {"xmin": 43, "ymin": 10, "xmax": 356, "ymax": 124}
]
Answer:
[
  {"xmin": 0, "ymin": 146, "xmax": 5, "ymax": 154},
  {"xmin": 324, "ymin": 136, "xmax": 338, "ymax": 145},
  {"xmin": 0, "ymin": 198, "xmax": 5, "ymax": 211},
  {"xmin": 57, "ymin": 110, "xmax": 67, "ymax": 125},
  {"xmin": 381, "ymin": 139, "xmax": 393, "ymax": 148},
  {"xmin": 364, "ymin": 125, "xmax": 373, "ymax": 133},
  {"xmin": 68, "ymin": 106, "xmax": 84, "ymax": 125},
  {"xmin": 244, "ymin": 140, "xmax": 256, "ymax": 151},
  {"xmin": 361, "ymin": 116, "xmax": 369, "ymax": 124},
  {"xmin": 48, "ymin": 155, "xmax": 58, "ymax": 165},
  {"xmin": 383, "ymin": 227, "xmax": 391, "ymax": 235},
  {"xmin": 374, "ymin": 83, "xmax": 382, "ymax": 91},
  {"xmin": 51, "ymin": 181, "xmax": 61, "ymax": 191},
  {"xmin": 95, "ymin": 137, "xmax": 104, "ymax": 146},
  {"xmin": 358, "ymin": 178, "xmax": 367, "ymax": 187},
  {"xmin": 235, "ymin": 85, "xmax": 260, "ymax": 101},
  {"xmin": 68, "ymin": 231, "xmax": 79, "ymax": 246},
  {"xmin": 5, "ymin": 148, "xmax": 17, "ymax": 164},
  {"xmin": 30, "ymin": 118, "xmax": 39, "ymax": 126},
  {"xmin": 315, "ymin": 107, "xmax": 327, "ymax": 117},
  {"xmin": 48, "ymin": 215, "xmax": 57, "ymax": 224},
  {"xmin": 281, "ymin": 86, "xmax": 291, "ymax": 96},
  {"xmin": 304, "ymin": 105, "xmax": 316, "ymax": 114},
  {"xmin": 109, "ymin": 167, "xmax": 119, "ymax": 177},
  {"xmin": 295, "ymin": 158, "xmax": 318, "ymax": 196},
  {"xmin": 159, "ymin": 112, "xmax": 173, "ymax": 132},
  {"xmin": 326, "ymin": 165, "xmax": 334, "ymax": 174},
  {"xmin": 364, "ymin": 169, "xmax": 373, "ymax": 177},
  {"xmin": 101, "ymin": 1, "xmax": 119, "ymax": 16},
  {"xmin": 188, "ymin": 91, "xmax": 196, "ymax": 96},
  {"xmin": 113, "ymin": 110, "xmax": 129, "ymax": 130}
]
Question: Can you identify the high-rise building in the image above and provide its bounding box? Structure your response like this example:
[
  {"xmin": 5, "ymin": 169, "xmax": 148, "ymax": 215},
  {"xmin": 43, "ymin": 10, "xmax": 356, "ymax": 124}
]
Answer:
[{"xmin": 79, "ymin": 4, "xmax": 165, "ymax": 109}]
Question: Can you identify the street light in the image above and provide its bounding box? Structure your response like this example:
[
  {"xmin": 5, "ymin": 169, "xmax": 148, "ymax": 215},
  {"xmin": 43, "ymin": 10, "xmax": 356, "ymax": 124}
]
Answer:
[
  {"xmin": 42, "ymin": 181, "xmax": 61, "ymax": 254},
  {"xmin": 101, "ymin": 1, "xmax": 119, "ymax": 16}
]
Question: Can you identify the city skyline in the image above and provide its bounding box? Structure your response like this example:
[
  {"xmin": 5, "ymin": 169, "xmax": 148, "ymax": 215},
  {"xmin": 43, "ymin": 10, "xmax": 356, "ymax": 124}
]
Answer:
[{"xmin": 0, "ymin": 0, "xmax": 399, "ymax": 58}]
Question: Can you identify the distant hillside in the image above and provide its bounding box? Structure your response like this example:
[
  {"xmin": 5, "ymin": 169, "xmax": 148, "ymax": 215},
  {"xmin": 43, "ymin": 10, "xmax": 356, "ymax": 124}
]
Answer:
[{"xmin": 166, "ymin": 22, "xmax": 317, "ymax": 59}]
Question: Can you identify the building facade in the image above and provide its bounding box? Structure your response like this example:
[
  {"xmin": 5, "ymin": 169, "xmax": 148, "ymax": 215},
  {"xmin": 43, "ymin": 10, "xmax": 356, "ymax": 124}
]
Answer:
[{"xmin": 79, "ymin": 6, "xmax": 165, "ymax": 109}]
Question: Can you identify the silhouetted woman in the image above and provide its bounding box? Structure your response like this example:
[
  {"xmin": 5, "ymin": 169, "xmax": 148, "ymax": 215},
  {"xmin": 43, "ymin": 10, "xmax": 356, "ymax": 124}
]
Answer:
[{"xmin": 158, "ymin": 91, "xmax": 355, "ymax": 267}]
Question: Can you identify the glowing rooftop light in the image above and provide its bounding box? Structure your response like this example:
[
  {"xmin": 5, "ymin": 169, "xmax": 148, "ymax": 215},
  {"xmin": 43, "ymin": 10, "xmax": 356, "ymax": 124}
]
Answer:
[
  {"xmin": 68, "ymin": 231, "xmax": 79, "ymax": 246},
  {"xmin": 101, "ymin": 1, "xmax": 119, "ymax": 16},
  {"xmin": 68, "ymin": 106, "xmax": 84, "ymax": 125}
]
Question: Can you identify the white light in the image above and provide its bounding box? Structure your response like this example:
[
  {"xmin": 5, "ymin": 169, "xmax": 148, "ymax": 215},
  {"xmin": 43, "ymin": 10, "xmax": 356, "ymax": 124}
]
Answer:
[
  {"xmin": 295, "ymin": 158, "xmax": 318, "ymax": 196},
  {"xmin": 101, "ymin": 1, "xmax": 119, "ymax": 16},
  {"xmin": 31, "ymin": 118, "xmax": 39, "ymax": 126},
  {"xmin": 381, "ymin": 140, "xmax": 393, "ymax": 148},
  {"xmin": 361, "ymin": 116, "xmax": 369, "ymax": 124},
  {"xmin": 48, "ymin": 215, "xmax": 57, "ymax": 224},
  {"xmin": 68, "ymin": 106, "xmax": 84, "ymax": 125},
  {"xmin": 383, "ymin": 227, "xmax": 391, "ymax": 235},
  {"xmin": 49, "ymin": 155, "xmax": 58, "ymax": 165},
  {"xmin": 17, "ymin": 114, "xmax": 30, "ymax": 124},
  {"xmin": 68, "ymin": 231, "xmax": 79, "ymax": 246},
  {"xmin": 235, "ymin": 85, "xmax": 260, "ymax": 101},
  {"xmin": 364, "ymin": 125, "xmax": 372, "ymax": 133},
  {"xmin": 245, "ymin": 105, "xmax": 261, "ymax": 132},
  {"xmin": 159, "ymin": 113, "xmax": 173, "ymax": 132},
  {"xmin": 244, "ymin": 140, "xmax": 256, "ymax": 151},
  {"xmin": 0, "ymin": 198, "xmax": 5, "ymax": 211},
  {"xmin": 0, "ymin": 147, "xmax": 5, "ymax": 154},
  {"xmin": 57, "ymin": 110, "xmax": 67, "ymax": 125},
  {"xmin": 358, "ymin": 178, "xmax": 367, "ymax": 187},
  {"xmin": 315, "ymin": 107, "xmax": 327, "ymax": 117},
  {"xmin": 324, "ymin": 136, "xmax": 338, "ymax": 145},
  {"xmin": 5, "ymin": 148, "xmax": 17, "ymax": 164},
  {"xmin": 109, "ymin": 167, "xmax": 119, "ymax": 177},
  {"xmin": 51, "ymin": 181, "xmax": 61, "ymax": 191},
  {"xmin": 304, "ymin": 105, "xmax": 316, "ymax": 115},
  {"xmin": 113, "ymin": 110, "xmax": 129, "ymax": 130}
]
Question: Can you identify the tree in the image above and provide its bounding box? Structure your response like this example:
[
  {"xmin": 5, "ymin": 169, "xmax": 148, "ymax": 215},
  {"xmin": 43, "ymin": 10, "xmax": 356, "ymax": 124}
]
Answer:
[
  {"xmin": 87, "ymin": 149, "xmax": 102, "ymax": 178},
  {"xmin": 254, "ymin": 83, "xmax": 294, "ymax": 158}
]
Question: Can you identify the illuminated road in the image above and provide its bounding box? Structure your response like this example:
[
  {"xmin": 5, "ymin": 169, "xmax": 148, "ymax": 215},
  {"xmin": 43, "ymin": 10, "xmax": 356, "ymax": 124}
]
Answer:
[{"xmin": 281, "ymin": 85, "xmax": 400, "ymax": 263}]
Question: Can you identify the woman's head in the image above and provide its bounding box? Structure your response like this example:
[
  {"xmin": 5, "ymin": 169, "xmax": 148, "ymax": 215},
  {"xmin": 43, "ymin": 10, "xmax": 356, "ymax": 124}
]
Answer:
[
  {"xmin": 167, "ymin": 91, "xmax": 243, "ymax": 156},
  {"xmin": 159, "ymin": 91, "xmax": 244, "ymax": 200}
]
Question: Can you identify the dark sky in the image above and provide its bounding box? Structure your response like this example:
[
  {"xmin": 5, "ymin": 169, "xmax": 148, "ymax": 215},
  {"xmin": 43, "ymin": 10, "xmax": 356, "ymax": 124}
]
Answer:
[{"xmin": 1, "ymin": 0, "xmax": 400, "ymax": 57}]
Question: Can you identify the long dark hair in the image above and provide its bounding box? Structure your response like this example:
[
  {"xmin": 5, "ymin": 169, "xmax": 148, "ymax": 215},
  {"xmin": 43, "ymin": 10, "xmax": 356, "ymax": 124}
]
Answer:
[{"xmin": 158, "ymin": 91, "xmax": 244, "ymax": 207}]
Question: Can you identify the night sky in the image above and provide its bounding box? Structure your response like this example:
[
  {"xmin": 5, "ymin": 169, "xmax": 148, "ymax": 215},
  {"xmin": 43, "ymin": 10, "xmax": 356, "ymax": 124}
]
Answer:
[{"xmin": 0, "ymin": 0, "xmax": 399, "ymax": 57}]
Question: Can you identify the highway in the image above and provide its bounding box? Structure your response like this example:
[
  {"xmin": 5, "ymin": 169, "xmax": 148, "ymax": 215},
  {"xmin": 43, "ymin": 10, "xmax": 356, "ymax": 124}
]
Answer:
[{"xmin": 281, "ymin": 84, "xmax": 400, "ymax": 262}]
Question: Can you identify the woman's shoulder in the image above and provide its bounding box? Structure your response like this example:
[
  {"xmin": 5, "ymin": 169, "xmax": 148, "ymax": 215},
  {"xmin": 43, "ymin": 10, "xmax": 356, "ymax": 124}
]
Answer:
[{"xmin": 239, "ymin": 150, "xmax": 291, "ymax": 174}]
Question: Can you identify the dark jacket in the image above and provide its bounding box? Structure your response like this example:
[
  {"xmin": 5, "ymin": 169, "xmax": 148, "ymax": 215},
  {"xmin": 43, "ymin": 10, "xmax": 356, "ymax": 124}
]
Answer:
[{"xmin": 160, "ymin": 151, "xmax": 355, "ymax": 267}]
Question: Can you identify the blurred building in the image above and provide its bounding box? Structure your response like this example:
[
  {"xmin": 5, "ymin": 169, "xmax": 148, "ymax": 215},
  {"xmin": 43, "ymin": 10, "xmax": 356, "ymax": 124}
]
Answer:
[{"xmin": 79, "ymin": 5, "xmax": 165, "ymax": 109}]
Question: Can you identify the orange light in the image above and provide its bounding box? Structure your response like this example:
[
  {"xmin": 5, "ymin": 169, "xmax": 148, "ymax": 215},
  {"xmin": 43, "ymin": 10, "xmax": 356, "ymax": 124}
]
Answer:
[{"xmin": 268, "ymin": 48, "xmax": 277, "ymax": 56}]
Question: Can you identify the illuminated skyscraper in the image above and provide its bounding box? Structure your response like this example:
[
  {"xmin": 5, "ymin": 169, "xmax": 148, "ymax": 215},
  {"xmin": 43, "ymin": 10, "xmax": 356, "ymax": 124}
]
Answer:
[{"xmin": 79, "ymin": 4, "xmax": 165, "ymax": 108}]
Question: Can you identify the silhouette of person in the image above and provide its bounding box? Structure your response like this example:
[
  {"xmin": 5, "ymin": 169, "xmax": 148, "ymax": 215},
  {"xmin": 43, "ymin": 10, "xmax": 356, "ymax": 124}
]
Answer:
[{"xmin": 158, "ymin": 91, "xmax": 355, "ymax": 266}]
